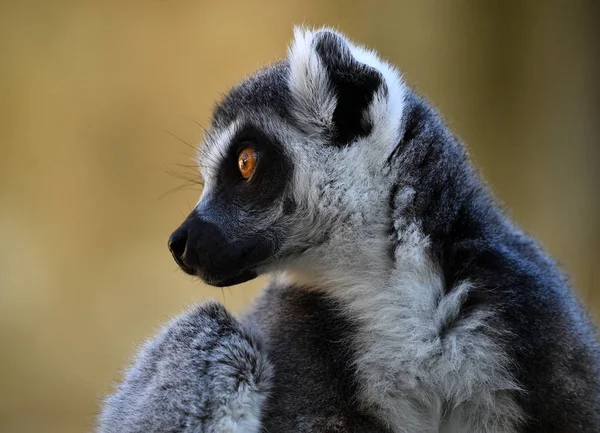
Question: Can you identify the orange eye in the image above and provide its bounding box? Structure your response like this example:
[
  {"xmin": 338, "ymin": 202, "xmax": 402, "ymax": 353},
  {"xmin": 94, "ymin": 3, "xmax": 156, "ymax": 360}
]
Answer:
[{"xmin": 237, "ymin": 147, "xmax": 259, "ymax": 180}]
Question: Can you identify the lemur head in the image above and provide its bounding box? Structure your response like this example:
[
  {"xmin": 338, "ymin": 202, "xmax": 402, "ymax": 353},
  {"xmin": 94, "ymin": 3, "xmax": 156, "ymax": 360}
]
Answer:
[{"xmin": 169, "ymin": 27, "xmax": 409, "ymax": 287}]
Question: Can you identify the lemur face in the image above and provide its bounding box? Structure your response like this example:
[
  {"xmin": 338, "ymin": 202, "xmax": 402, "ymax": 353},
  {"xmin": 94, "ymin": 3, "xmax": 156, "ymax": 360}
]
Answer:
[{"xmin": 169, "ymin": 28, "xmax": 406, "ymax": 286}]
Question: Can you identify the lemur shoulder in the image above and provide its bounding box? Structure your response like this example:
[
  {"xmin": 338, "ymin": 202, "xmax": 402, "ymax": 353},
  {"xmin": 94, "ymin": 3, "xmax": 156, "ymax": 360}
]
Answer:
[{"xmin": 98, "ymin": 27, "xmax": 600, "ymax": 433}]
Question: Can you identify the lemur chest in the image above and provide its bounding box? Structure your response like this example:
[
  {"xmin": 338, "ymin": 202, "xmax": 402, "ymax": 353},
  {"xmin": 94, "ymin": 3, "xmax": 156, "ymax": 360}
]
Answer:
[
  {"xmin": 253, "ymin": 279, "xmax": 522, "ymax": 433},
  {"xmin": 347, "ymin": 284, "xmax": 523, "ymax": 433},
  {"xmin": 352, "ymin": 330, "xmax": 522, "ymax": 433}
]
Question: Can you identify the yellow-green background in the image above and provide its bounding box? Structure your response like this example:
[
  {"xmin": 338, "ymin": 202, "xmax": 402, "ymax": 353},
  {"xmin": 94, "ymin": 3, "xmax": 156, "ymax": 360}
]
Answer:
[{"xmin": 1, "ymin": 1, "xmax": 598, "ymax": 432}]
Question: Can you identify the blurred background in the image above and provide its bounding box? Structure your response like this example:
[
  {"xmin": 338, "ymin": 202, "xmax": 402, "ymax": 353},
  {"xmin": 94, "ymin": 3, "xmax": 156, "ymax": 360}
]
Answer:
[{"xmin": 0, "ymin": 1, "xmax": 598, "ymax": 432}]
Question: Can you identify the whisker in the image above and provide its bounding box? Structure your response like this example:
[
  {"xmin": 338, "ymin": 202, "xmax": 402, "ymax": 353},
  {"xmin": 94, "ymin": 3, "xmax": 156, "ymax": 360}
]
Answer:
[
  {"xmin": 172, "ymin": 163, "xmax": 200, "ymax": 169},
  {"xmin": 161, "ymin": 167, "xmax": 204, "ymax": 186},
  {"xmin": 182, "ymin": 116, "xmax": 208, "ymax": 134},
  {"xmin": 158, "ymin": 183, "xmax": 203, "ymax": 200},
  {"xmin": 165, "ymin": 129, "xmax": 199, "ymax": 153}
]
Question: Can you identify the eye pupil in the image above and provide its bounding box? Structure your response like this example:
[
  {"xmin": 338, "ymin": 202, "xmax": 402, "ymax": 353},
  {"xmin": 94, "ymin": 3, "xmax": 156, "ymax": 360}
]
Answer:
[{"xmin": 238, "ymin": 147, "xmax": 258, "ymax": 179}]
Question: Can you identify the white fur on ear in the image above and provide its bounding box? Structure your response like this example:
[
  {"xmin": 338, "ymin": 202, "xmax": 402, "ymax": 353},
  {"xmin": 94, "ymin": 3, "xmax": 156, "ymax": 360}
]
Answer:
[
  {"xmin": 287, "ymin": 26, "xmax": 408, "ymax": 151},
  {"xmin": 287, "ymin": 27, "xmax": 337, "ymax": 136}
]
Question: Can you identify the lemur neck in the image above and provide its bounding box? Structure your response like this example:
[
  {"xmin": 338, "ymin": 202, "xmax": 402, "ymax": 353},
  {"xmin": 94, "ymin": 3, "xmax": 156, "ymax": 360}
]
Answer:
[{"xmin": 288, "ymin": 91, "xmax": 501, "ymax": 297}]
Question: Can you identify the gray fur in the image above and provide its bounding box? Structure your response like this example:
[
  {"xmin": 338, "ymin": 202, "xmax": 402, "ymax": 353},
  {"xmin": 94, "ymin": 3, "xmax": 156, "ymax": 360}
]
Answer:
[
  {"xmin": 98, "ymin": 302, "xmax": 272, "ymax": 433},
  {"xmin": 99, "ymin": 27, "xmax": 600, "ymax": 432}
]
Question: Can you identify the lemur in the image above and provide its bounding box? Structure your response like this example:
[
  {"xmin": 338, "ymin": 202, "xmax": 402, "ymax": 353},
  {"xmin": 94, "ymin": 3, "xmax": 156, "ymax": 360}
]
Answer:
[{"xmin": 98, "ymin": 28, "xmax": 600, "ymax": 433}]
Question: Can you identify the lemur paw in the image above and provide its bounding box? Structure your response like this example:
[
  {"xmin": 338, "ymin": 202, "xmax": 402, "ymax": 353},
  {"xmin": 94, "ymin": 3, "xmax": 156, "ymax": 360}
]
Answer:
[{"xmin": 98, "ymin": 301, "xmax": 272, "ymax": 433}]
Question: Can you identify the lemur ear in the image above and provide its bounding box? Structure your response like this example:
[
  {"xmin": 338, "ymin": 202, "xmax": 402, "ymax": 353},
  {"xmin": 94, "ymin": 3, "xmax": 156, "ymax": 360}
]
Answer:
[{"xmin": 288, "ymin": 28, "xmax": 385, "ymax": 146}]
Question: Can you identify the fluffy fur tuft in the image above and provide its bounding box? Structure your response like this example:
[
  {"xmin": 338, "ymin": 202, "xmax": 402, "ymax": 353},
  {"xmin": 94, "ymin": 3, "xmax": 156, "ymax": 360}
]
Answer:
[{"xmin": 97, "ymin": 302, "xmax": 272, "ymax": 433}]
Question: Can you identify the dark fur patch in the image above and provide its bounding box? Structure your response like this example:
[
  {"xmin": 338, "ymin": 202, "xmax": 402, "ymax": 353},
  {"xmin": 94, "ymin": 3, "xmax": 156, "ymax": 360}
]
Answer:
[
  {"xmin": 313, "ymin": 31, "xmax": 383, "ymax": 147},
  {"xmin": 211, "ymin": 62, "xmax": 292, "ymax": 129},
  {"xmin": 213, "ymin": 122, "xmax": 292, "ymax": 210},
  {"xmin": 388, "ymin": 90, "xmax": 600, "ymax": 432},
  {"xmin": 246, "ymin": 285, "xmax": 391, "ymax": 433}
]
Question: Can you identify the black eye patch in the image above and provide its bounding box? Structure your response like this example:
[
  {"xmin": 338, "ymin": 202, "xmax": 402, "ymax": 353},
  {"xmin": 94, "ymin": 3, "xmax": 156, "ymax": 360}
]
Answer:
[{"xmin": 213, "ymin": 123, "xmax": 292, "ymax": 212}]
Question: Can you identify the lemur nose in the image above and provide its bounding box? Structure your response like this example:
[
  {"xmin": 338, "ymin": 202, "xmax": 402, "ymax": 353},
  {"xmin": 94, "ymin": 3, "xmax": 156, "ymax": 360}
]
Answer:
[{"xmin": 168, "ymin": 227, "xmax": 192, "ymax": 274}]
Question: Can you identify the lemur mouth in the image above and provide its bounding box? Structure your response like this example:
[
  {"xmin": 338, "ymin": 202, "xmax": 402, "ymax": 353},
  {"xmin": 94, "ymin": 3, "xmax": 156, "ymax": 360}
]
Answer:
[
  {"xmin": 172, "ymin": 252, "xmax": 258, "ymax": 287},
  {"xmin": 169, "ymin": 251, "xmax": 198, "ymax": 277},
  {"xmin": 173, "ymin": 256, "xmax": 258, "ymax": 287},
  {"xmin": 202, "ymin": 268, "xmax": 258, "ymax": 287}
]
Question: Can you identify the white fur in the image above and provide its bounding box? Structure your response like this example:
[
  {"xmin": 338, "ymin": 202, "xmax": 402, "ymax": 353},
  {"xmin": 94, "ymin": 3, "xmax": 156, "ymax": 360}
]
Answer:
[
  {"xmin": 209, "ymin": 382, "xmax": 267, "ymax": 433},
  {"xmin": 287, "ymin": 27, "xmax": 338, "ymax": 137},
  {"xmin": 197, "ymin": 120, "xmax": 240, "ymax": 194},
  {"xmin": 284, "ymin": 186, "xmax": 523, "ymax": 432},
  {"xmin": 344, "ymin": 225, "xmax": 523, "ymax": 433},
  {"xmin": 296, "ymin": 243, "xmax": 524, "ymax": 433}
]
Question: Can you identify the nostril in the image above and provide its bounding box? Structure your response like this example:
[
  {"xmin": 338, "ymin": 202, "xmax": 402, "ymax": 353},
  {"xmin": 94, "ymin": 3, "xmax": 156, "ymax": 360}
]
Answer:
[{"xmin": 168, "ymin": 230, "xmax": 188, "ymax": 264}]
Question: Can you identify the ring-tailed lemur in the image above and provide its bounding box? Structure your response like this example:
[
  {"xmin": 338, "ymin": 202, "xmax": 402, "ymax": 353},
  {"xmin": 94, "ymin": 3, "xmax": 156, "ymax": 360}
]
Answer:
[{"xmin": 98, "ymin": 28, "xmax": 600, "ymax": 433}]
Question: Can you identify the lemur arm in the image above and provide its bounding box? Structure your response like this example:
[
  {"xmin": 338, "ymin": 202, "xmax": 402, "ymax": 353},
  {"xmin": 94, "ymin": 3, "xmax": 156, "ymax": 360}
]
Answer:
[{"xmin": 97, "ymin": 302, "xmax": 272, "ymax": 433}]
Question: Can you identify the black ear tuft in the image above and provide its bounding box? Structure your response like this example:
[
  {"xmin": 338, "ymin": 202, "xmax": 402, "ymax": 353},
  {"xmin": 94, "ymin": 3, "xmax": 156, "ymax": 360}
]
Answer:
[{"xmin": 313, "ymin": 31, "xmax": 383, "ymax": 146}]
